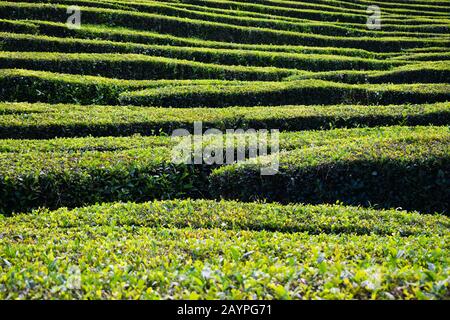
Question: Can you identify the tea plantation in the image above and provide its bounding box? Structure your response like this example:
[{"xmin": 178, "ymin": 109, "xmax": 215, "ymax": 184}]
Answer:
[{"xmin": 0, "ymin": 0, "xmax": 449, "ymax": 299}]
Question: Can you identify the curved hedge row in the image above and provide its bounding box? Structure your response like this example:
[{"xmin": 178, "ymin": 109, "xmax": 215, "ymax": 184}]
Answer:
[
  {"xmin": 287, "ymin": 61, "xmax": 450, "ymax": 84},
  {"xmin": 368, "ymin": 61, "xmax": 450, "ymax": 83},
  {"xmin": 16, "ymin": 22, "xmax": 387, "ymax": 57},
  {"xmin": 174, "ymin": 0, "xmax": 450, "ymax": 22},
  {"xmin": 210, "ymin": 132, "xmax": 450, "ymax": 214},
  {"xmin": 16, "ymin": 198, "xmax": 450, "ymax": 236},
  {"xmin": 2, "ymin": 69, "xmax": 449, "ymax": 107},
  {"xmin": 120, "ymin": 80, "xmax": 450, "ymax": 107},
  {"xmin": 12, "ymin": 0, "xmax": 373, "ymax": 34},
  {"xmin": 1, "ymin": 201, "xmax": 449, "ymax": 299},
  {"xmin": 392, "ymin": 52, "xmax": 450, "ymax": 61},
  {"xmin": 108, "ymin": 0, "xmax": 447, "ymax": 38},
  {"xmin": 0, "ymin": 19, "xmax": 39, "ymax": 34},
  {"xmin": 0, "ymin": 69, "xmax": 139, "ymax": 105},
  {"xmin": 0, "ymin": 34, "xmax": 398, "ymax": 71},
  {"xmin": 0, "ymin": 0, "xmax": 449, "ymax": 301},
  {"xmin": 0, "ymin": 102, "xmax": 449, "ymax": 139},
  {"xmin": 0, "ymin": 52, "xmax": 297, "ymax": 81},
  {"xmin": 0, "ymin": 69, "xmax": 252, "ymax": 104},
  {"xmin": 195, "ymin": 0, "xmax": 450, "ymax": 15},
  {"xmin": 0, "ymin": 146, "xmax": 202, "ymax": 215}
]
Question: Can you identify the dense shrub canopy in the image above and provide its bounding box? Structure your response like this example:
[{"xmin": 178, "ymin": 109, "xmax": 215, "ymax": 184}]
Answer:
[{"xmin": 0, "ymin": 0, "xmax": 449, "ymax": 300}]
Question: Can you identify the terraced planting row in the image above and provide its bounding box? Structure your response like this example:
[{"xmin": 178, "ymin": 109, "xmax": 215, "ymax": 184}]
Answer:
[
  {"xmin": 0, "ymin": 126, "xmax": 448, "ymax": 214},
  {"xmin": 2, "ymin": 69, "xmax": 450, "ymax": 106},
  {"xmin": 0, "ymin": 0, "xmax": 449, "ymax": 300},
  {"xmin": 2, "ymin": 3, "xmax": 450, "ymax": 50},
  {"xmin": 1, "ymin": 102, "xmax": 448, "ymax": 138},
  {"xmin": 1, "ymin": 199, "xmax": 449, "ymax": 299}
]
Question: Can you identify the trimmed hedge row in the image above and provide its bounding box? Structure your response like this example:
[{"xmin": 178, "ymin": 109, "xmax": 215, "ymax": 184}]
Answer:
[
  {"xmin": 0, "ymin": 124, "xmax": 443, "ymax": 153},
  {"xmin": 174, "ymin": 0, "xmax": 450, "ymax": 22},
  {"xmin": 341, "ymin": 21, "xmax": 450, "ymax": 34},
  {"xmin": 0, "ymin": 124, "xmax": 441, "ymax": 154},
  {"xmin": 0, "ymin": 126, "xmax": 448, "ymax": 214},
  {"xmin": 0, "ymin": 130, "xmax": 257, "ymax": 214},
  {"xmin": 1, "ymin": 201, "xmax": 449, "ymax": 299},
  {"xmin": 404, "ymin": 46, "xmax": 449, "ymax": 53},
  {"xmin": 392, "ymin": 52, "xmax": 450, "ymax": 61},
  {"xmin": 0, "ymin": 102, "xmax": 449, "ymax": 139},
  {"xmin": 22, "ymin": 126, "xmax": 367, "ymax": 152},
  {"xmin": 0, "ymin": 19, "xmax": 38, "ymax": 34},
  {"xmin": 11, "ymin": 0, "xmax": 378, "ymax": 35},
  {"xmin": 0, "ymin": 33, "xmax": 398, "ymax": 71},
  {"xmin": 192, "ymin": 0, "xmax": 450, "ymax": 16},
  {"xmin": 368, "ymin": 62, "xmax": 450, "ymax": 84},
  {"xmin": 2, "ymin": 70, "xmax": 449, "ymax": 106},
  {"xmin": 338, "ymin": 0, "xmax": 450, "ymax": 11},
  {"xmin": 164, "ymin": 0, "xmax": 449, "ymax": 23},
  {"xmin": 10, "ymin": 198, "xmax": 450, "ymax": 236},
  {"xmin": 105, "ymin": 0, "xmax": 448, "ymax": 38},
  {"xmin": 19, "ymin": 0, "xmax": 449, "ymax": 29},
  {"xmin": 0, "ymin": 69, "xmax": 251, "ymax": 104},
  {"xmin": 0, "ymin": 3, "xmax": 448, "ymax": 50},
  {"xmin": 0, "ymin": 125, "xmax": 292, "ymax": 213},
  {"xmin": 0, "ymin": 69, "xmax": 140, "ymax": 105},
  {"xmin": 25, "ymin": 21, "xmax": 386, "ymax": 58},
  {"xmin": 119, "ymin": 80, "xmax": 450, "ymax": 107},
  {"xmin": 227, "ymin": 0, "xmax": 450, "ymax": 15},
  {"xmin": 286, "ymin": 70, "xmax": 375, "ymax": 84},
  {"xmin": 79, "ymin": 0, "xmax": 450, "ymax": 16},
  {"xmin": 175, "ymin": 0, "xmax": 450, "ymax": 26},
  {"xmin": 209, "ymin": 132, "xmax": 450, "ymax": 214},
  {"xmin": 148, "ymin": 0, "xmax": 369, "ymax": 22},
  {"xmin": 350, "ymin": 0, "xmax": 450, "ymax": 8},
  {"xmin": 0, "ymin": 146, "xmax": 203, "ymax": 215},
  {"xmin": 28, "ymin": 19, "xmax": 447, "ymax": 56},
  {"xmin": 15, "ymin": 0, "xmax": 135, "ymax": 11},
  {"xmin": 287, "ymin": 62, "xmax": 450, "ymax": 84},
  {"xmin": 0, "ymin": 52, "xmax": 297, "ymax": 81},
  {"xmin": 172, "ymin": 0, "xmax": 342, "ymax": 18}
]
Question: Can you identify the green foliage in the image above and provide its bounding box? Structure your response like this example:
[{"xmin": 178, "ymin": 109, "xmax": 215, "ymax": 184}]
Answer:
[
  {"xmin": 13, "ymin": 198, "xmax": 450, "ymax": 236},
  {"xmin": 0, "ymin": 33, "xmax": 398, "ymax": 71},
  {"xmin": 0, "ymin": 146, "xmax": 201, "ymax": 215},
  {"xmin": 0, "ymin": 51, "xmax": 297, "ymax": 81},
  {"xmin": 0, "ymin": 69, "xmax": 247, "ymax": 104},
  {"xmin": 0, "ymin": 0, "xmax": 449, "ymax": 300},
  {"xmin": 368, "ymin": 62, "xmax": 450, "ymax": 84},
  {"xmin": 19, "ymin": 21, "xmax": 386, "ymax": 58},
  {"xmin": 210, "ymin": 127, "xmax": 450, "ymax": 214},
  {"xmin": 392, "ymin": 52, "xmax": 450, "ymax": 61},
  {"xmin": 0, "ymin": 102, "xmax": 448, "ymax": 139},
  {"xmin": 0, "ymin": 2, "xmax": 448, "ymax": 50},
  {"xmin": 0, "ymin": 199, "xmax": 449, "ymax": 299},
  {"xmin": 0, "ymin": 126, "xmax": 448, "ymax": 214},
  {"xmin": 120, "ymin": 80, "xmax": 450, "ymax": 107},
  {"xmin": 0, "ymin": 19, "xmax": 39, "ymax": 34},
  {"xmin": 286, "ymin": 62, "xmax": 450, "ymax": 84}
]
